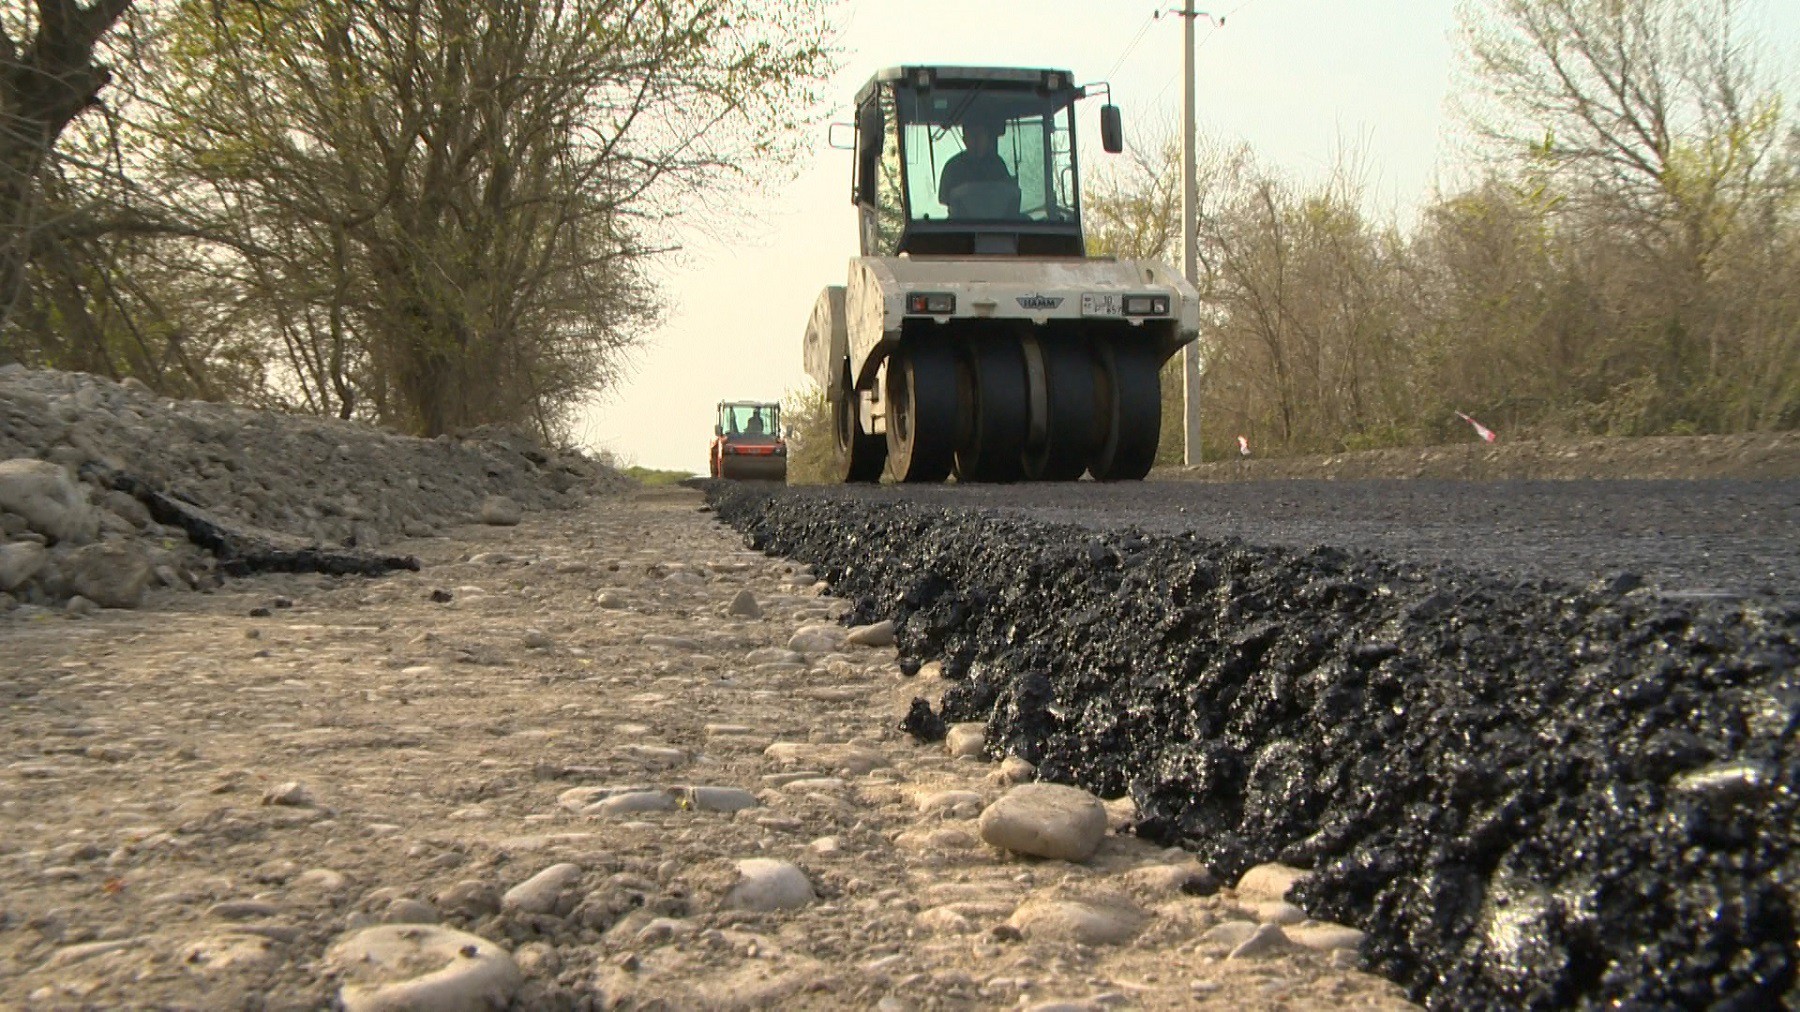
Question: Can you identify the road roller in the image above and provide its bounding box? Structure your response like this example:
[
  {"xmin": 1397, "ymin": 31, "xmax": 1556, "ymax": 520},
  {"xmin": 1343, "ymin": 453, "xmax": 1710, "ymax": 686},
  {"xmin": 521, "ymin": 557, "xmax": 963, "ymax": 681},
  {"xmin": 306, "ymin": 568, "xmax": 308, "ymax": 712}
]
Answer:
[
  {"xmin": 710, "ymin": 401, "xmax": 788, "ymax": 481},
  {"xmin": 802, "ymin": 65, "xmax": 1201, "ymax": 483}
]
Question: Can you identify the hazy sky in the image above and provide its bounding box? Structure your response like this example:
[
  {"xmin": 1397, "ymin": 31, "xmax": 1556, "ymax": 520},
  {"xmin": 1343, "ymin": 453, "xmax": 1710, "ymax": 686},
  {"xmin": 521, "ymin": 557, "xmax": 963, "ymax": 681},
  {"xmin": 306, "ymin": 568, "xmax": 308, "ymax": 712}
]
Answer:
[{"xmin": 577, "ymin": 0, "xmax": 1799, "ymax": 473}]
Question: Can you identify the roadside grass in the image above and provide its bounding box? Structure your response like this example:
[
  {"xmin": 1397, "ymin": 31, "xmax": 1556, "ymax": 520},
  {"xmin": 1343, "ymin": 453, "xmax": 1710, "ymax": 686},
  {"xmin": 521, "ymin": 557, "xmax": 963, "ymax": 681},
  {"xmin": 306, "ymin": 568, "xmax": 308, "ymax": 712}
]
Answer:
[{"xmin": 623, "ymin": 466, "xmax": 698, "ymax": 486}]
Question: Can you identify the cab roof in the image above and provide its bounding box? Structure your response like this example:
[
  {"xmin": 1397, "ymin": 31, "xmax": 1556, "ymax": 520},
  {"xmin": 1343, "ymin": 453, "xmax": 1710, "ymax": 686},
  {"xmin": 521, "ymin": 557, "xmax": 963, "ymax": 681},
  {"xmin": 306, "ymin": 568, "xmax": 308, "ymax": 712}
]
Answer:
[{"xmin": 855, "ymin": 66, "xmax": 1081, "ymax": 107}]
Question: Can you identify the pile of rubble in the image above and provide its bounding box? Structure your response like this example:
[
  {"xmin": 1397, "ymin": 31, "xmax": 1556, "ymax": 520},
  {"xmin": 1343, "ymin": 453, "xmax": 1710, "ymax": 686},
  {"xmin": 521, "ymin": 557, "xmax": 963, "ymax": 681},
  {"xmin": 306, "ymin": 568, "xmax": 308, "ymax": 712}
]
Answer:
[{"xmin": 0, "ymin": 365, "xmax": 627, "ymax": 614}]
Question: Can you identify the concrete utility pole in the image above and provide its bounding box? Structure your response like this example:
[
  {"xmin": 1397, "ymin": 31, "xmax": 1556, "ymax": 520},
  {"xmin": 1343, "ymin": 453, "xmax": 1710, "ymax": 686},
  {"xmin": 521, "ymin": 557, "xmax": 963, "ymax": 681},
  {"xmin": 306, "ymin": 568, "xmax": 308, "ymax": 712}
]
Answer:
[{"xmin": 1177, "ymin": 4, "xmax": 1219, "ymax": 466}]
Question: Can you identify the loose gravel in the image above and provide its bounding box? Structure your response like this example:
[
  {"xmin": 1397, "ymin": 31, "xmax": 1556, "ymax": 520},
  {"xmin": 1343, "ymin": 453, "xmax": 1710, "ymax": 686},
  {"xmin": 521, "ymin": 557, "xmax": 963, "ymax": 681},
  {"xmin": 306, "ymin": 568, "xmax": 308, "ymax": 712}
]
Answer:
[
  {"xmin": 709, "ymin": 482, "xmax": 1800, "ymax": 1009},
  {"xmin": 1, "ymin": 366, "xmax": 1409, "ymax": 1009}
]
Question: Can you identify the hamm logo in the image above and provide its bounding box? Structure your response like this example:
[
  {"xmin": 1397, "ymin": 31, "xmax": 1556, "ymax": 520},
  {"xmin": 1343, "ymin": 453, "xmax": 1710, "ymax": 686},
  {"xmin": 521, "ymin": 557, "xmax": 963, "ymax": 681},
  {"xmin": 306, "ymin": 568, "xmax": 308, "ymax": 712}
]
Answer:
[{"xmin": 1016, "ymin": 294, "xmax": 1064, "ymax": 311}]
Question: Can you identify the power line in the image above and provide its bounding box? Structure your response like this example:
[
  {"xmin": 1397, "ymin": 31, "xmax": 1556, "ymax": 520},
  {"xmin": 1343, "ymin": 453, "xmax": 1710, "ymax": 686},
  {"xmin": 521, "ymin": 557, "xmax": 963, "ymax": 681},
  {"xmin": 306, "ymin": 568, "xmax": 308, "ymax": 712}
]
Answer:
[
  {"xmin": 1104, "ymin": 11, "xmax": 1162, "ymax": 81},
  {"xmin": 1151, "ymin": 22, "xmax": 1220, "ymax": 110},
  {"xmin": 1147, "ymin": 0, "xmax": 1261, "ymax": 112}
]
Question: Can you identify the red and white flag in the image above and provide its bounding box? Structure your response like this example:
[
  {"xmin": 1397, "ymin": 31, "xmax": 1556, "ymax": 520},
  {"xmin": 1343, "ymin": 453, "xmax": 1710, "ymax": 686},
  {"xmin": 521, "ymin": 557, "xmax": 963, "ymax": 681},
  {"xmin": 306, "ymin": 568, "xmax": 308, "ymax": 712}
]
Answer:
[
  {"xmin": 1456, "ymin": 412, "xmax": 1497, "ymax": 443},
  {"xmin": 1237, "ymin": 434, "xmax": 1251, "ymax": 457}
]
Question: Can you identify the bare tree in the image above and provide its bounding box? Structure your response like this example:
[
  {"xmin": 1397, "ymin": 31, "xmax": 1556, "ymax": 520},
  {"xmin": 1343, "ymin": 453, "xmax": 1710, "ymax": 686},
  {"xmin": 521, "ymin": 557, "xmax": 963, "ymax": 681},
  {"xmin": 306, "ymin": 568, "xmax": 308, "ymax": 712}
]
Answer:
[
  {"xmin": 0, "ymin": 0, "xmax": 135, "ymax": 334},
  {"xmin": 1458, "ymin": 0, "xmax": 1798, "ymax": 432},
  {"xmin": 147, "ymin": 0, "xmax": 834, "ymax": 438},
  {"xmin": 1084, "ymin": 137, "xmax": 1245, "ymax": 461}
]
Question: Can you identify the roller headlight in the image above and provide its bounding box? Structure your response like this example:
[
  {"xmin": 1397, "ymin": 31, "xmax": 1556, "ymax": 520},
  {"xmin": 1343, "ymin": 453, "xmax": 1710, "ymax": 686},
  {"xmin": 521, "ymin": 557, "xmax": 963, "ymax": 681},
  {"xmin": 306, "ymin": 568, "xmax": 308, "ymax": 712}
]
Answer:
[
  {"xmin": 1123, "ymin": 295, "xmax": 1171, "ymax": 317},
  {"xmin": 907, "ymin": 292, "xmax": 956, "ymax": 315}
]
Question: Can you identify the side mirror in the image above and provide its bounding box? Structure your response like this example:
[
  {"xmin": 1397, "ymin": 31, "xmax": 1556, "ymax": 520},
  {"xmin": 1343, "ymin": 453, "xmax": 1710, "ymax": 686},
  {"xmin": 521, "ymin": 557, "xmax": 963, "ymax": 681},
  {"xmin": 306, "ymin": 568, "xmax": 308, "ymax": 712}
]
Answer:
[
  {"xmin": 714, "ymin": 424, "xmax": 723, "ymax": 437},
  {"xmin": 828, "ymin": 122, "xmax": 856, "ymax": 150},
  {"xmin": 855, "ymin": 102, "xmax": 884, "ymax": 205},
  {"xmin": 1100, "ymin": 105, "xmax": 1124, "ymax": 154}
]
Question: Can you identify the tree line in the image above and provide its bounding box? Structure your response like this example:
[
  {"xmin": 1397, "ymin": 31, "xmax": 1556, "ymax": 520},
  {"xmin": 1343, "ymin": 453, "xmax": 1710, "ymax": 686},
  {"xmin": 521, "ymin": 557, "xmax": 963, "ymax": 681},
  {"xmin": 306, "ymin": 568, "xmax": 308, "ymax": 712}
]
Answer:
[
  {"xmin": 2, "ymin": 0, "xmax": 832, "ymax": 439},
  {"xmin": 1087, "ymin": 0, "xmax": 1799, "ymax": 461}
]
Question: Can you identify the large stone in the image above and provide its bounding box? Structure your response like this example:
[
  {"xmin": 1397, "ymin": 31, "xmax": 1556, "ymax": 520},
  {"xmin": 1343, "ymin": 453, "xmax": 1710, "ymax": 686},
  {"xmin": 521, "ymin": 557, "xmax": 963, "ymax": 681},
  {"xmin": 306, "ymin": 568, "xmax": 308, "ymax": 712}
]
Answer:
[
  {"xmin": 945, "ymin": 723, "xmax": 987, "ymax": 759},
  {"xmin": 479, "ymin": 495, "xmax": 523, "ymax": 526},
  {"xmin": 725, "ymin": 589, "xmax": 762, "ymax": 619},
  {"xmin": 100, "ymin": 489, "xmax": 151, "ymax": 528},
  {"xmin": 556, "ymin": 784, "xmax": 657, "ymax": 812},
  {"xmin": 763, "ymin": 742, "xmax": 889, "ymax": 775},
  {"xmin": 586, "ymin": 791, "xmax": 677, "ymax": 817},
  {"xmin": 1288, "ymin": 922, "xmax": 1366, "ymax": 952},
  {"xmin": 846, "ymin": 620, "xmax": 897, "ymax": 647},
  {"xmin": 327, "ymin": 924, "xmax": 521, "ymax": 1012},
  {"xmin": 291, "ymin": 868, "xmax": 353, "ymax": 896},
  {"xmin": 978, "ymin": 783, "xmax": 1107, "ymax": 862},
  {"xmin": 745, "ymin": 647, "xmax": 803, "ymax": 665},
  {"xmin": 1008, "ymin": 893, "xmax": 1147, "ymax": 946},
  {"xmin": 262, "ymin": 781, "xmax": 315, "ymax": 807},
  {"xmin": 1252, "ymin": 900, "xmax": 1308, "ymax": 925},
  {"xmin": 1228, "ymin": 923, "xmax": 1293, "ymax": 959},
  {"xmin": 1235, "ymin": 863, "xmax": 1310, "ymax": 905},
  {"xmin": 0, "ymin": 459, "xmax": 96, "ymax": 544},
  {"xmin": 63, "ymin": 541, "xmax": 152, "ymax": 609},
  {"xmin": 787, "ymin": 623, "xmax": 848, "ymax": 654},
  {"xmin": 997, "ymin": 755, "xmax": 1037, "ymax": 784},
  {"xmin": 381, "ymin": 898, "xmax": 440, "ymax": 925},
  {"xmin": 434, "ymin": 880, "xmax": 501, "ymax": 920},
  {"xmin": 723, "ymin": 859, "xmax": 815, "ymax": 912},
  {"xmin": 918, "ymin": 790, "xmax": 984, "ymax": 818},
  {"xmin": 1201, "ymin": 920, "xmax": 1260, "ymax": 949},
  {"xmin": 0, "ymin": 541, "xmax": 47, "ymax": 591},
  {"xmin": 501, "ymin": 863, "xmax": 584, "ymax": 915},
  {"xmin": 683, "ymin": 786, "xmax": 759, "ymax": 813},
  {"xmin": 915, "ymin": 906, "xmax": 979, "ymax": 936},
  {"xmin": 1121, "ymin": 863, "xmax": 1216, "ymax": 897}
]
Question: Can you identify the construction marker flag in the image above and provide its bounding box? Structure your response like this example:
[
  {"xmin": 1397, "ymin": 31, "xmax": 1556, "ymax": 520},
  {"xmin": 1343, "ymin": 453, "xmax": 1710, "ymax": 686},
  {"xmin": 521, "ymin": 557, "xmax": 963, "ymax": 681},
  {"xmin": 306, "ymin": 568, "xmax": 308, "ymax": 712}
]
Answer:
[
  {"xmin": 1237, "ymin": 435, "xmax": 1251, "ymax": 457},
  {"xmin": 1456, "ymin": 412, "xmax": 1498, "ymax": 443}
]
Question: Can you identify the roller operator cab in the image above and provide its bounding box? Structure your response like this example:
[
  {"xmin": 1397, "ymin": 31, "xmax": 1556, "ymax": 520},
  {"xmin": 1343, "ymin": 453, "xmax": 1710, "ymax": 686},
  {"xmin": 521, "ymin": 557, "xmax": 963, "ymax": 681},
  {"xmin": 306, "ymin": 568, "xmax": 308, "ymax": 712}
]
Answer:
[
  {"xmin": 710, "ymin": 401, "xmax": 787, "ymax": 481},
  {"xmin": 803, "ymin": 66, "xmax": 1201, "ymax": 483}
]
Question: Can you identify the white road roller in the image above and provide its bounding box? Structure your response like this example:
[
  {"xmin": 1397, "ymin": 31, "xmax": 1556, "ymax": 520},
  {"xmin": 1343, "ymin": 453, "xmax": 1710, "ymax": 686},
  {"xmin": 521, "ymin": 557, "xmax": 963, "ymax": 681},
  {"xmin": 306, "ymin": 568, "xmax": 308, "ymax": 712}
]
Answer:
[{"xmin": 803, "ymin": 65, "xmax": 1200, "ymax": 483}]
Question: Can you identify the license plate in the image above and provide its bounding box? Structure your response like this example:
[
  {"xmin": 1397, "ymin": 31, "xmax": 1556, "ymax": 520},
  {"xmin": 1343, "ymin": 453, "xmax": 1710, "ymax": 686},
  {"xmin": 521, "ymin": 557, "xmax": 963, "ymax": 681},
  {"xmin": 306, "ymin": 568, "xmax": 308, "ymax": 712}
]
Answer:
[{"xmin": 1081, "ymin": 293, "xmax": 1121, "ymax": 317}]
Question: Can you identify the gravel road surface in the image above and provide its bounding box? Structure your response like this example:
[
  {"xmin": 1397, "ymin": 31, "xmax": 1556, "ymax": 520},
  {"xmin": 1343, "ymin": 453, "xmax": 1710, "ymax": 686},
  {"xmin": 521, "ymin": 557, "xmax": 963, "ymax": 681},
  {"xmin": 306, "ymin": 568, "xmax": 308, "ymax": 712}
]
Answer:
[
  {"xmin": 2, "ymin": 489, "xmax": 1407, "ymax": 1010},
  {"xmin": 4, "ymin": 364, "xmax": 1793, "ymax": 1009}
]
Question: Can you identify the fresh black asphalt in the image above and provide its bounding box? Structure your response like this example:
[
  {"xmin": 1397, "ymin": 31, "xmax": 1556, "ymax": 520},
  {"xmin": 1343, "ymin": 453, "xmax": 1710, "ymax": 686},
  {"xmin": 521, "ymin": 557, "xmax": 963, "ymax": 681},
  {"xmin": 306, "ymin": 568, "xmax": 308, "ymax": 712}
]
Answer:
[{"xmin": 708, "ymin": 479, "xmax": 1799, "ymax": 1009}]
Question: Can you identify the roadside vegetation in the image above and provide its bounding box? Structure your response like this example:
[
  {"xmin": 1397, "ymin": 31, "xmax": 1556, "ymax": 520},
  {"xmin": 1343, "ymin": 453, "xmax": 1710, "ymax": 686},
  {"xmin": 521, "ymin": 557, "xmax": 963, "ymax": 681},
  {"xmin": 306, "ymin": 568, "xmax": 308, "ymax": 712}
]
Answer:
[
  {"xmin": 1088, "ymin": 0, "xmax": 1799, "ymax": 461},
  {"xmin": 0, "ymin": 0, "xmax": 833, "ymax": 441},
  {"xmin": 781, "ymin": 384, "xmax": 836, "ymax": 485},
  {"xmin": 622, "ymin": 466, "xmax": 697, "ymax": 487},
  {"xmin": 4, "ymin": 1, "xmax": 1792, "ymax": 463}
]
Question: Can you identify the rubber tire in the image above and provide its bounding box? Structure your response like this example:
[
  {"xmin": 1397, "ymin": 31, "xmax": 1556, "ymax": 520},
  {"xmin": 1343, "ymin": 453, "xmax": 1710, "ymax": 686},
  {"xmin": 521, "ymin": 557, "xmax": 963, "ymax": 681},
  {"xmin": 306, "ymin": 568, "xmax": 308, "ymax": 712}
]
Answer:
[
  {"xmin": 954, "ymin": 337, "xmax": 1029, "ymax": 483},
  {"xmin": 1024, "ymin": 336, "xmax": 1098, "ymax": 482},
  {"xmin": 1089, "ymin": 341, "xmax": 1163, "ymax": 481},
  {"xmin": 720, "ymin": 455, "xmax": 787, "ymax": 482},
  {"xmin": 885, "ymin": 338, "xmax": 959, "ymax": 483},
  {"xmin": 834, "ymin": 367, "xmax": 886, "ymax": 484}
]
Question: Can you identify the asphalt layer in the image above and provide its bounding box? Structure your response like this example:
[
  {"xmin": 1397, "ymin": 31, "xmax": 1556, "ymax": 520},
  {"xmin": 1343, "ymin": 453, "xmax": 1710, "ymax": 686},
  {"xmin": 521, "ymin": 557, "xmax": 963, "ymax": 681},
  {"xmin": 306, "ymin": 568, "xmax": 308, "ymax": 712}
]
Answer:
[
  {"xmin": 784, "ymin": 479, "xmax": 1800, "ymax": 600},
  {"xmin": 707, "ymin": 480, "xmax": 1800, "ymax": 1010}
]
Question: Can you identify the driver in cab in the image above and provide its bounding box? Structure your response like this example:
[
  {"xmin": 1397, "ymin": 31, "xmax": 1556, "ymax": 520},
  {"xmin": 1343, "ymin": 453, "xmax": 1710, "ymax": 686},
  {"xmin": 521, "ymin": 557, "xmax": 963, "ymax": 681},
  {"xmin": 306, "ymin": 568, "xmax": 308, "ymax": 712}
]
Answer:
[{"xmin": 940, "ymin": 114, "xmax": 1019, "ymax": 219}]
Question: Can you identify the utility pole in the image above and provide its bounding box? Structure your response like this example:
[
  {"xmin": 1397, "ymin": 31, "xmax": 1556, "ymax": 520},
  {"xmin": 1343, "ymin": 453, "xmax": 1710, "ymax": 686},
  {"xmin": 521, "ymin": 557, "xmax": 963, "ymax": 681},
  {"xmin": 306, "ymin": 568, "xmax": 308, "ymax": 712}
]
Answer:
[{"xmin": 1177, "ymin": 4, "xmax": 1219, "ymax": 466}]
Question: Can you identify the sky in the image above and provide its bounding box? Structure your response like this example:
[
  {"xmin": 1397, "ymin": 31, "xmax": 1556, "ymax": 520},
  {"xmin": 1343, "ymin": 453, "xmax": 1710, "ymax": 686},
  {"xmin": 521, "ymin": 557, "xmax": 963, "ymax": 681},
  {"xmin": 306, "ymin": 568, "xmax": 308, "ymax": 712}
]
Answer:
[{"xmin": 576, "ymin": 0, "xmax": 1800, "ymax": 473}]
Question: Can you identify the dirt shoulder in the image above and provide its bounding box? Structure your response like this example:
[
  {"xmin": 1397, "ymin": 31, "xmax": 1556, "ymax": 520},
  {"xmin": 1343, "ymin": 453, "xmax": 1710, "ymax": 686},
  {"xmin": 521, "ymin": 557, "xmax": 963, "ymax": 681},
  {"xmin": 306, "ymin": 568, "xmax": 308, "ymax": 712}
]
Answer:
[
  {"xmin": 1157, "ymin": 431, "xmax": 1800, "ymax": 482},
  {"xmin": 0, "ymin": 487, "xmax": 1410, "ymax": 1010}
]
